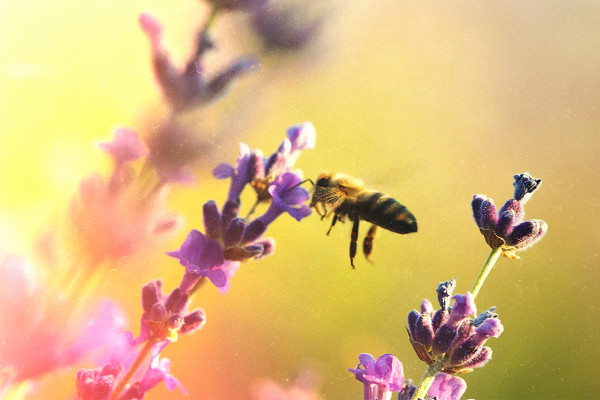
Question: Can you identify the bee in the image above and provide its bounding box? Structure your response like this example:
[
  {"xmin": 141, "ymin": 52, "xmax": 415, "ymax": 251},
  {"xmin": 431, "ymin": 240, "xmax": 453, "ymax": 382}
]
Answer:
[{"xmin": 310, "ymin": 172, "xmax": 418, "ymax": 268}]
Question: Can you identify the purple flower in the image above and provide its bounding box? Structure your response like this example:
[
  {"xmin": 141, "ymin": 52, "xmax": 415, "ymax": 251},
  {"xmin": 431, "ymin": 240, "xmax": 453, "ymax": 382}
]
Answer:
[
  {"xmin": 428, "ymin": 373, "xmax": 467, "ymax": 400},
  {"xmin": 257, "ymin": 172, "xmax": 312, "ymax": 225},
  {"xmin": 167, "ymin": 230, "xmax": 224, "ymax": 274},
  {"xmin": 407, "ymin": 281, "xmax": 502, "ymax": 374},
  {"xmin": 348, "ymin": 353, "xmax": 404, "ymax": 400},
  {"xmin": 168, "ymin": 217, "xmax": 268, "ymax": 294},
  {"xmin": 139, "ymin": 12, "xmax": 257, "ymax": 111},
  {"xmin": 472, "ymin": 173, "xmax": 547, "ymax": 258}
]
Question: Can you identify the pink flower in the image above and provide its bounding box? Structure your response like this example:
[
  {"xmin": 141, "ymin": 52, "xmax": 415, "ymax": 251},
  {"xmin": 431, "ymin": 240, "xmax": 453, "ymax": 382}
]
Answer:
[
  {"xmin": 70, "ymin": 172, "xmax": 180, "ymax": 263},
  {"xmin": 348, "ymin": 353, "xmax": 405, "ymax": 400},
  {"xmin": 0, "ymin": 255, "xmax": 126, "ymax": 385},
  {"xmin": 428, "ymin": 373, "xmax": 467, "ymax": 400}
]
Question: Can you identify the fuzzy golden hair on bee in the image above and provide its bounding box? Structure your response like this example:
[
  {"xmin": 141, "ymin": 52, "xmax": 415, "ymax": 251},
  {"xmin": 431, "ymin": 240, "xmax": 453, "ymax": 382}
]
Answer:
[{"xmin": 310, "ymin": 172, "xmax": 417, "ymax": 268}]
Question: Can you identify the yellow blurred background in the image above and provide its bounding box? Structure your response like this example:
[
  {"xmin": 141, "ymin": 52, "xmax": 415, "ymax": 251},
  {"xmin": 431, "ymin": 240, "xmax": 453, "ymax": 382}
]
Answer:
[{"xmin": 1, "ymin": 0, "xmax": 599, "ymax": 398}]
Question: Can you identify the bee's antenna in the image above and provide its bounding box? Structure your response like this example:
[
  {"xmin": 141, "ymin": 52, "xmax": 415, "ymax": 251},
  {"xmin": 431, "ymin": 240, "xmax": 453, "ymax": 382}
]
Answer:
[{"xmin": 287, "ymin": 179, "xmax": 315, "ymax": 191}]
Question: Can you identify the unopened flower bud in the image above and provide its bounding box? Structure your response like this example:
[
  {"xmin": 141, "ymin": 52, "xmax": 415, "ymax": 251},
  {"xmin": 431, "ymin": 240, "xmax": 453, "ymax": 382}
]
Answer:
[
  {"xmin": 241, "ymin": 220, "xmax": 267, "ymax": 245},
  {"xmin": 254, "ymin": 237, "xmax": 276, "ymax": 258},
  {"xmin": 180, "ymin": 309, "xmax": 207, "ymax": 335},
  {"xmin": 460, "ymin": 346, "xmax": 493, "ymax": 370},
  {"xmin": 151, "ymin": 303, "xmax": 168, "ymax": 322},
  {"xmin": 203, "ymin": 200, "xmax": 222, "ymax": 240},
  {"xmin": 421, "ymin": 299, "xmax": 433, "ymax": 314},
  {"xmin": 167, "ymin": 314, "xmax": 185, "ymax": 331},
  {"xmin": 224, "ymin": 218, "xmax": 246, "ymax": 247},
  {"xmin": 513, "ymin": 172, "xmax": 542, "ymax": 204},
  {"xmin": 505, "ymin": 220, "xmax": 548, "ymax": 250},
  {"xmin": 436, "ymin": 279, "xmax": 456, "ymax": 310},
  {"xmin": 407, "ymin": 310, "xmax": 420, "ymax": 339},
  {"xmin": 431, "ymin": 309, "xmax": 450, "ymax": 333},
  {"xmin": 221, "ymin": 200, "xmax": 240, "ymax": 229},
  {"xmin": 142, "ymin": 281, "xmax": 162, "ymax": 313},
  {"xmin": 473, "ymin": 307, "xmax": 498, "ymax": 327},
  {"xmin": 414, "ymin": 314, "xmax": 434, "ymax": 350},
  {"xmin": 165, "ymin": 288, "xmax": 189, "ymax": 314}
]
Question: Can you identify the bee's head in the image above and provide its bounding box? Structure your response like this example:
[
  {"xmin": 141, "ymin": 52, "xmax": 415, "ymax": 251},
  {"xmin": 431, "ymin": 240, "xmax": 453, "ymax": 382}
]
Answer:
[{"xmin": 315, "ymin": 172, "xmax": 333, "ymax": 188}]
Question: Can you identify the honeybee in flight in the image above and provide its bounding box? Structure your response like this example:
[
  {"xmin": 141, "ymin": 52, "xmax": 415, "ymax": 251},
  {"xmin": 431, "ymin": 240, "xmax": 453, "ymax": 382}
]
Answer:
[{"xmin": 309, "ymin": 172, "xmax": 417, "ymax": 268}]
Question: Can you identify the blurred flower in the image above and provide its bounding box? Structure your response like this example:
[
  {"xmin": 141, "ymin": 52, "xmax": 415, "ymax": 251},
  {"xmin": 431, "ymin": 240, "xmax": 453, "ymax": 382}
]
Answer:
[
  {"xmin": 427, "ymin": 373, "xmax": 467, "ymax": 400},
  {"xmin": 407, "ymin": 280, "xmax": 503, "ymax": 374},
  {"xmin": 0, "ymin": 255, "xmax": 126, "ymax": 386},
  {"xmin": 251, "ymin": 2, "xmax": 324, "ymax": 51},
  {"xmin": 205, "ymin": 0, "xmax": 267, "ymax": 11},
  {"xmin": 472, "ymin": 172, "xmax": 546, "ymax": 258},
  {"xmin": 139, "ymin": 12, "xmax": 258, "ymax": 112},
  {"xmin": 252, "ymin": 369, "xmax": 322, "ymax": 400},
  {"xmin": 99, "ymin": 127, "xmax": 148, "ymax": 166},
  {"xmin": 76, "ymin": 365, "xmax": 122, "ymax": 400},
  {"xmin": 348, "ymin": 353, "xmax": 404, "ymax": 400},
  {"xmin": 146, "ymin": 120, "xmax": 204, "ymax": 185},
  {"xmin": 70, "ymin": 128, "xmax": 180, "ymax": 264}
]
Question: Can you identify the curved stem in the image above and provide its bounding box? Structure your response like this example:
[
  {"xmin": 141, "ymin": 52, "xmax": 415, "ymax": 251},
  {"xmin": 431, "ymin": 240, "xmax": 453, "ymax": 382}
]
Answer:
[
  {"xmin": 109, "ymin": 339, "xmax": 156, "ymax": 400},
  {"xmin": 470, "ymin": 247, "xmax": 502, "ymax": 299},
  {"xmin": 411, "ymin": 364, "xmax": 440, "ymax": 400},
  {"xmin": 203, "ymin": 7, "xmax": 219, "ymax": 33}
]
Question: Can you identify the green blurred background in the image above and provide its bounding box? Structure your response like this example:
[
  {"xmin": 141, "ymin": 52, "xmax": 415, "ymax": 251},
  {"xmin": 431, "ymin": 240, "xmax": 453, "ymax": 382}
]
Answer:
[{"xmin": 1, "ymin": 0, "xmax": 599, "ymax": 398}]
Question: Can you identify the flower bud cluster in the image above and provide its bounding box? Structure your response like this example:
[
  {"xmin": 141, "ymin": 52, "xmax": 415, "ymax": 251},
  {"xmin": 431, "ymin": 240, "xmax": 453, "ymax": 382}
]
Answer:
[
  {"xmin": 407, "ymin": 280, "xmax": 503, "ymax": 374},
  {"xmin": 141, "ymin": 280, "xmax": 206, "ymax": 342},
  {"xmin": 472, "ymin": 172, "xmax": 547, "ymax": 258}
]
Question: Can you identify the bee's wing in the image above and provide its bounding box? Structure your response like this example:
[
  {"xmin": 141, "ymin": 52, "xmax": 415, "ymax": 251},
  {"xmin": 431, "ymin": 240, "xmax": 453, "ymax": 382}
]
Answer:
[{"xmin": 311, "ymin": 186, "xmax": 346, "ymax": 209}]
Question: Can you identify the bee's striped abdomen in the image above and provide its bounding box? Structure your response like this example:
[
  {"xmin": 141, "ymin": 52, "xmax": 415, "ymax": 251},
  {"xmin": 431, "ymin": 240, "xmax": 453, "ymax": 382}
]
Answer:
[{"xmin": 355, "ymin": 191, "xmax": 418, "ymax": 234}]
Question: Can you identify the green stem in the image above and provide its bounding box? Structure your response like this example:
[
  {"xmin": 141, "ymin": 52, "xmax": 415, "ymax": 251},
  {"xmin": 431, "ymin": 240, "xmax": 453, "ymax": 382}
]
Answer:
[
  {"xmin": 470, "ymin": 247, "xmax": 502, "ymax": 299},
  {"xmin": 411, "ymin": 364, "xmax": 440, "ymax": 400},
  {"xmin": 109, "ymin": 339, "xmax": 156, "ymax": 400},
  {"xmin": 203, "ymin": 7, "xmax": 219, "ymax": 33}
]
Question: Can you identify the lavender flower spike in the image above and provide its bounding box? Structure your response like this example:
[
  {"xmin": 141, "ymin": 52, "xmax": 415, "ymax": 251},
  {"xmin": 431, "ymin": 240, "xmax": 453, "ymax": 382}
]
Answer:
[
  {"xmin": 348, "ymin": 353, "xmax": 404, "ymax": 400},
  {"xmin": 472, "ymin": 173, "xmax": 548, "ymax": 258}
]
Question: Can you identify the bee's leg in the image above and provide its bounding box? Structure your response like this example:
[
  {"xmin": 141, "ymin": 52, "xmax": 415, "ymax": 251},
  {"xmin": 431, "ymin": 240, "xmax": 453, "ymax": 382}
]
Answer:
[
  {"xmin": 363, "ymin": 224, "xmax": 379, "ymax": 263},
  {"xmin": 349, "ymin": 215, "xmax": 360, "ymax": 269},
  {"xmin": 326, "ymin": 214, "xmax": 338, "ymax": 236}
]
